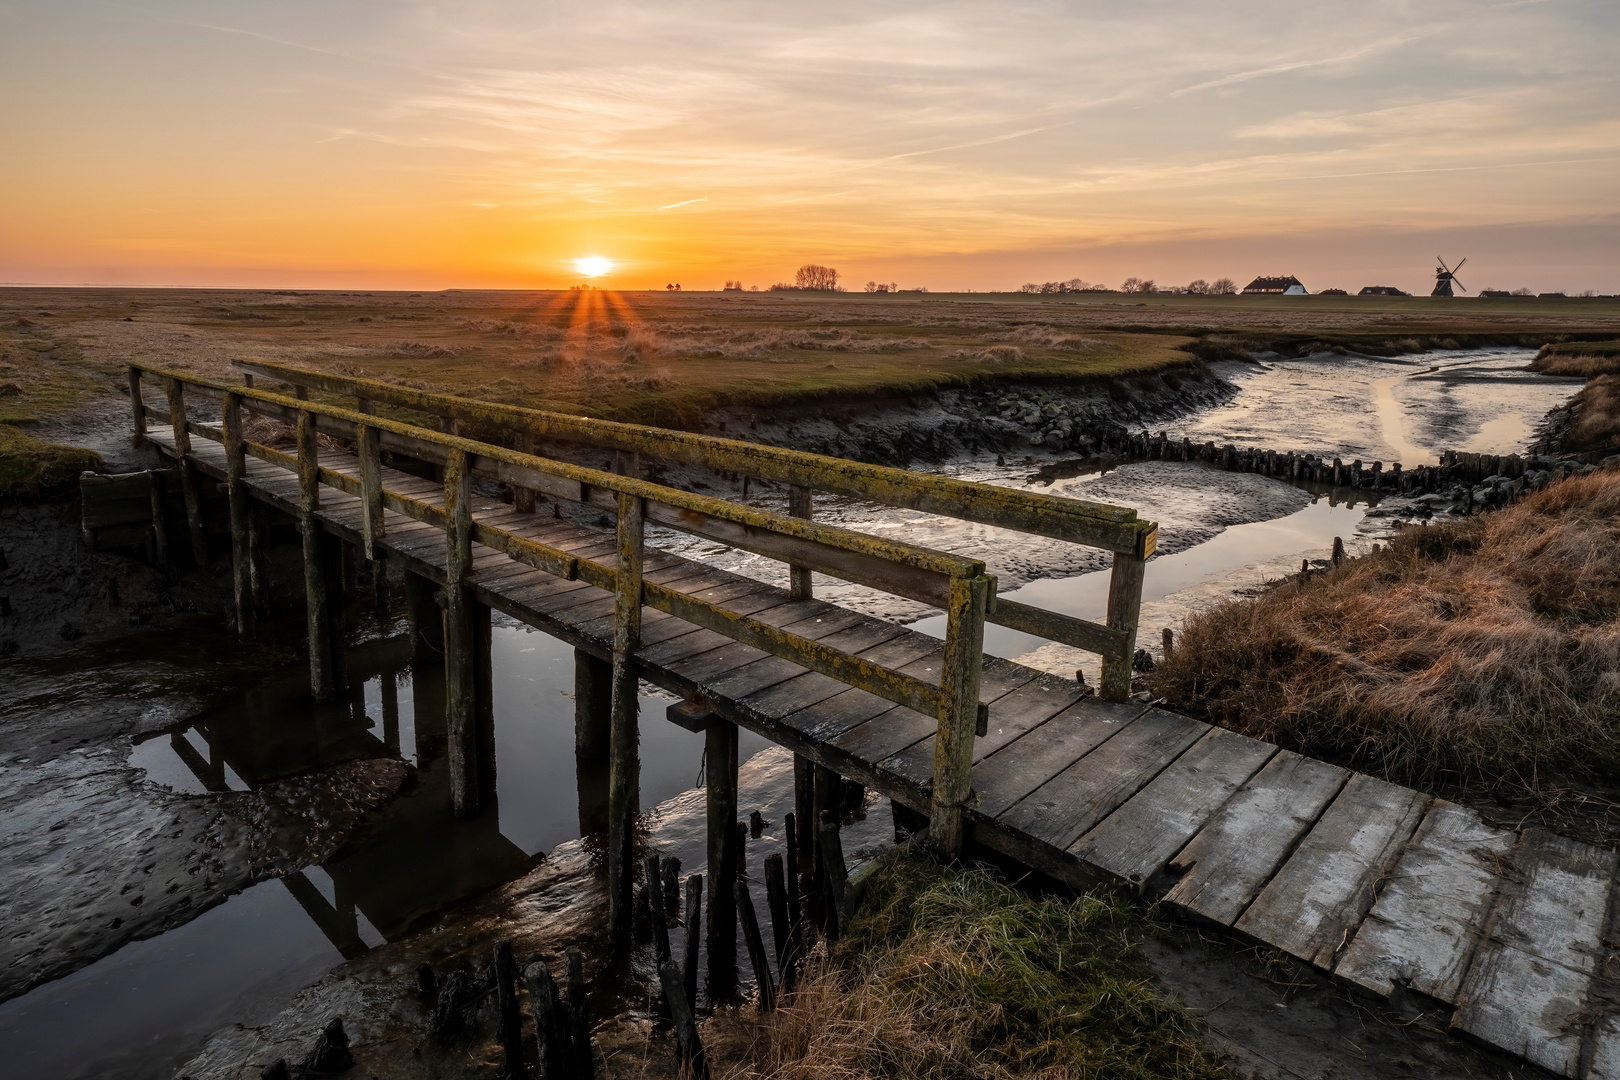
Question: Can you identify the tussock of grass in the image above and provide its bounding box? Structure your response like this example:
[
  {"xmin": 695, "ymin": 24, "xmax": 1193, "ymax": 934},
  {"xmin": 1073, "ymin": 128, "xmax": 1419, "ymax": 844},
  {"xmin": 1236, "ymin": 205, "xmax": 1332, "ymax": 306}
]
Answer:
[
  {"xmin": 1558, "ymin": 375, "xmax": 1620, "ymax": 453},
  {"xmin": 1152, "ymin": 468, "xmax": 1620, "ymax": 796},
  {"xmin": 0, "ymin": 424, "xmax": 103, "ymax": 498},
  {"xmin": 1531, "ymin": 340, "xmax": 1620, "ymax": 378},
  {"xmin": 712, "ymin": 849, "xmax": 1225, "ymax": 1080}
]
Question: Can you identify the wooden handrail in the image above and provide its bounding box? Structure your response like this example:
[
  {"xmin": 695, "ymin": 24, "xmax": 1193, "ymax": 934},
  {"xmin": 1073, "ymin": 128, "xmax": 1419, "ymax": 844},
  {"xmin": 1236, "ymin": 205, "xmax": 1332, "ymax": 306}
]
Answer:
[{"xmin": 229, "ymin": 359, "xmax": 1157, "ymax": 557}]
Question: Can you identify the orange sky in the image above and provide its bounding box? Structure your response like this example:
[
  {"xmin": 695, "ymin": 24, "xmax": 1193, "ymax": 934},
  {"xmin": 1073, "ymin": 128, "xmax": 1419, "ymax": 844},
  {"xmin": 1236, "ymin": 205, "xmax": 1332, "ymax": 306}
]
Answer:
[{"xmin": 3, "ymin": 1, "xmax": 1618, "ymax": 293}]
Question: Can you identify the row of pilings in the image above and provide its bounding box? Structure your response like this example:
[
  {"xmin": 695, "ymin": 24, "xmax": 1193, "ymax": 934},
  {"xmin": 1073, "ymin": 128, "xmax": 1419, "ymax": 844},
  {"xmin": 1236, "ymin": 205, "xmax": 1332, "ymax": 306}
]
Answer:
[{"xmin": 1100, "ymin": 429, "xmax": 1602, "ymax": 498}]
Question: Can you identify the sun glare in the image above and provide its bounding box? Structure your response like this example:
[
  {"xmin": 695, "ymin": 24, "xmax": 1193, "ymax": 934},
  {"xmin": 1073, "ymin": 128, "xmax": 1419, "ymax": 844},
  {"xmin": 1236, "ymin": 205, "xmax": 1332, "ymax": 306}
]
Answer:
[{"xmin": 574, "ymin": 256, "xmax": 614, "ymax": 278}]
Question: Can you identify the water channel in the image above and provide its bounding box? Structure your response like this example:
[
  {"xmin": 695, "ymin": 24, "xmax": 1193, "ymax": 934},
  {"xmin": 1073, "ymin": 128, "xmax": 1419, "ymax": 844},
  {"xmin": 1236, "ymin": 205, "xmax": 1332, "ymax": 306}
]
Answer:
[{"xmin": 0, "ymin": 346, "xmax": 1581, "ymax": 1078}]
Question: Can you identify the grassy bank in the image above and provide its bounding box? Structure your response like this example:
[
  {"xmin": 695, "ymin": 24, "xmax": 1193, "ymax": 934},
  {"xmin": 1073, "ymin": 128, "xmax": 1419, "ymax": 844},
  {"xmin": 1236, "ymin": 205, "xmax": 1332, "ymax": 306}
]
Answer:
[
  {"xmin": 1532, "ymin": 341, "xmax": 1620, "ymax": 453},
  {"xmin": 1152, "ymin": 467, "xmax": 1620, "ymax": 806},
  {"xmin": 0, "ymin": 425, "xmax": 103, "ymax": 499},
  {"xmin": 710, "ymin": 848, "xmax": 1225, "ymax": 1080}
]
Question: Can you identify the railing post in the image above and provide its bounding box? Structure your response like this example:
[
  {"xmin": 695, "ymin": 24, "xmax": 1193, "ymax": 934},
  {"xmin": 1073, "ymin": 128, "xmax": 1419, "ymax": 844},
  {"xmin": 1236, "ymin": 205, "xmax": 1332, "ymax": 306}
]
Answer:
[
  {"xmin": 128, "ymin": 367, "xmax": 146, "ymax": 446},
  {"xmin": 222, "ymin": 392, "xmax": 255, "ymax": 641},
  {"xmin": 356, "ymin": 422, "xmax": 384, "ymax": 561},
  {"xmin": 514, "ymin": 431, "xmax": 537, "ymax": 513},
  {"xmin": 443, "ymin": 447, "xmax": 481, "ymax": 818},
  {"xmin": 163, "ymin": 377, "xmax": 209, "ymax": 568},
  {"xmin": 788, "ymin": 484, "xmax": 813, "ymax": 600},
  {"xmin": 930, "ymin": 572, "xmax": 990, "ymax": 858},
  {"xmin": 297, "ymin": 411, "xmax": 335, "ymax": 703},
  {"xmin": 1099, "ymin": 529, "xmax": 1152, "ymax": 701},
  {"xmin": 607, "ymin": 452, "xmax": 644, "ymax": 948}
]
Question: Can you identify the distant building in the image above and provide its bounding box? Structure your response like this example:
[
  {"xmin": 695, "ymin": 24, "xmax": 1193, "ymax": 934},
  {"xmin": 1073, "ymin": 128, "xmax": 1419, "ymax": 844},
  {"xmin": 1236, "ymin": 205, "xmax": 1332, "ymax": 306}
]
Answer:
[
  {"xmin": 1480, "ymin": 290, "xmax": 1512, "ymax": 298},
  {"xmin": 1358, "ymin": 286, "xmax": 1408, "ymax": 296},
  {"xmin": 1242, "ymin": 275, "xmax": 1308, "ymax": 295}
]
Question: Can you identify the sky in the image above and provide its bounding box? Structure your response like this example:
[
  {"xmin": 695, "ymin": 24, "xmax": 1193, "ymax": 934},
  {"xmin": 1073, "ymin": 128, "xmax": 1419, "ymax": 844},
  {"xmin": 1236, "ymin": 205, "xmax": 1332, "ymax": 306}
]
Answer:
[{"xmin": 2, "ymin": 0, "xmax": 1618, "ymax": 293}]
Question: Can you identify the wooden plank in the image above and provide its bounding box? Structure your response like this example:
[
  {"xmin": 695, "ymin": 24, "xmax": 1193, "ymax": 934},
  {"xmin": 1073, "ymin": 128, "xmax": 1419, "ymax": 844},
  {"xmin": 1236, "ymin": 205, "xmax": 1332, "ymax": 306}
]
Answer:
[
  {"xmin": 1070, "ymin": 727, "xmax": 1276, "ymax": 889},
  {"xmin": 732, "ymin": 620, "xmax": 913, "ymax": 723},
  {"xmin": 969, "ymin": 698, "xmax": 1149, "ymax": 820},
  {"xmin": 996, "ymin": 707, "xmax": 1208, "ymax": 852},
  {"xmin": 1452, "ymin": 829, "xmax": 1617, "ymax": 1077},
  {"xmin": 1234, "ymin": 775, "xmax": 1428, "ymax": 970},
  {"xmin": 1333, "ymin": 801, "xmax": 1515, "ymax": 1001},
  {"xmin": 990, "ymin": 598, "xmax": 1129, "ymax": 660},
  {"xmin": 880, "ymin": 670, "xmax": 1092, "ymax": 790},
  {"xmin": 673, "ymin": 606, "xmax": 867, "ymax": 701},
  {"xmin": 1158, "ymin": 751, "xmax": 1349, "ymax": 926}
]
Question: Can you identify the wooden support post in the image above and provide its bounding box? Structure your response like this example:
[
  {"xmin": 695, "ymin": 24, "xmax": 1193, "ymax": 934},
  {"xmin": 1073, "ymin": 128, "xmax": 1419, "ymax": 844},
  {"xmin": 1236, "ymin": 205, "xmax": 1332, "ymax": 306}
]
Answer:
[
  {"xmin": 222, "ymin": 392, "xmax": 255, "ymax": 641},
  {"xmin": 380, "ymin": 667, "xmax": 401, "ymax": 753},
  {"xmin": 812, "ymin": 763, "xmax": 839, "ymax": 881},
  {"xmin": 644, "ymin": 855, "xmax": 672, "ymax": 963},
  {"xmin": 705, "ymin": 717, "xmax": 739, "ymax": 1000},
  {"xmin": 403, "ymin": 571, "xmax": 443, "ymax": 664},
  {"xmin": 443, "ymin": 448, "xmax": 481, "ymax": 818},
  {"xmin": 929, "ymin": 573, "xmax": 989, "ymax": 857},
  {"xmin": 575, "ymin": 650, "xmax": 612, "ymax": 764},
  {"xmin": 607, "ymin": 454, "xmax": 645, "ymax": 948},
  {"xmin": 474, "ymin": 596, "xmax": 495, "ymax": 803},
  {"xmin": 735, "ymin": 878, "xmax": 776, "ymax": 1012},
  {"xmin": 1161, "ymin": 626, "xmax": 1174, "ymax": 662},
  {"xmin": 783, "ymin": 812, "xmax": 802, "ymax": 943},
  {"xmin": 763, "ymin": 853, "xmax": 797, "ymax": 991},
  {"xmin": 682, "ymin": 873, "xmax": 702, "ymax": 1012},
  {"xmin": 514, "ymin": 431, "xmax": 537, "ymax": 513},
  {"xmin": 564, "ymin": 948, "xmax": 595, "ymax": 1080},
  {"xmin": 164, "ymin": 378, "xmax": 209, "ymax": 568},
  {"xmin": 356, "ymin": 422, "xmax": 384, "ymax": 561},
  {"xmin": 128, "ymin": 367, "xmax": 146, "ymax": 446},
  {"xmin": 1099, "ymin": 550, "xmax": 1147, "ymax": 703},
  {"xmin": 493, "ymin": 942, "xmax": 528, "ymax": 1080},
  {"xmin": 246, "ymin": 501, "xmax": 266, "ymax": 615},
  {"xmin": 524, "ymin": 959, "xmax": 570, "ymax": 1080},
  {"xmin": 659, "ymin": 959, "xmax": 710, "ymax": 1080},
  {"xmin": 371, "ymin": 549, "xmax": 390, "ymax": 618},
  {"xmin": 818, "ymin": 812, "xmax": 849, "ymax": 935},
  {"xmin": 788, "ymin": 484, "xmax": 813, "ymax": 600},
  {"xmin": 147, "ymin": 470, "xmax": 169, "ymax": 565},
  {"xmin": 793, "ymin": 755, "xmax": 816, "ymax": 865},
  {"xmin": 297, "ymin": 411, "xmax": 335, "ymax": 703},
  {"xmin": 321, "ymin": 531, "xmax": 349, "ymax": 695}
]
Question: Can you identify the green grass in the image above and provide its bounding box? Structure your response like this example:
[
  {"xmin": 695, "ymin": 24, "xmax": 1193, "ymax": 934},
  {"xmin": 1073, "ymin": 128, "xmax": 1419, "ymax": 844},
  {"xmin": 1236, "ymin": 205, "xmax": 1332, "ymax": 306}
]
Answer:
[
  {"xmin": 716, "ymin": 848, "xmax": 1226, "ymax": 1080},
  {"xmin": 0, "ymin": 425, "xmax": 103, "ymax": 499}
]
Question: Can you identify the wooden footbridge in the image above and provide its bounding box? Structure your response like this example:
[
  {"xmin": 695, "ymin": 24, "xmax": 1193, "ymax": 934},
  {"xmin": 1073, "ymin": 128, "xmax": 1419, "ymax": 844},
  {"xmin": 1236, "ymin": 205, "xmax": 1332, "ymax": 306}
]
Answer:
[{"xmin": 124, "ymin": 360, "xmax": 1620, "ymax": 1078}]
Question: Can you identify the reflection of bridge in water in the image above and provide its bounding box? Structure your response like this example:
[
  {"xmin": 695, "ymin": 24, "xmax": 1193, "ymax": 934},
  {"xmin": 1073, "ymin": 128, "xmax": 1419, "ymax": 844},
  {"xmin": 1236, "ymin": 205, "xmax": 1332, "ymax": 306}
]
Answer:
[
  {"xmin": 138, "ymin": 637, "xmax": 539, "ymax": 960},
  {"xmin": 116, "ymin": 358, "xmax": 1620, "ymax": 1079}
]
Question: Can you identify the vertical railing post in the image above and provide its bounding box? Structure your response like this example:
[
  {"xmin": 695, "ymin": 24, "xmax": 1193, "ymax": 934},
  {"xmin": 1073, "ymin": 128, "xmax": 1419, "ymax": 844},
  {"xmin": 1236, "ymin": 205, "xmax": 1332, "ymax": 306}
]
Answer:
[
  {"xmin": 127, "ymin": 366, "xmax": 146, "ymax": 446},
  {"xmin": 222, "ymin": 392, "xmax": 255, "ymax": 641},
  {"xmin": 929, "ymin": 572, "xmax": 990, "ymax": 858},
  {"xmin": 163, "ymin": 377, "xmax": 209, "ymax": 568},
  {"xmin": 788, "ymin": 484, "xmax": 813, "ymax": 600},
  {"xmin": 514, "ymin": 431, "xmax": 537, "ymax": 513},
  {"xmin": 356, "ymin": 422, "xmax": 384, "ymax": 561},
  {"xmin": 297, "ymin": 410, "xmax": 335, "ymax": 703},
  {"xmin": 443, "ymin": 447, "xmax": 480, "ymax": 818},
  {"xmin": 1099, "ymin": 527, "xmax": 1153, "ymax": 702},
  {"xmin": 607, "ymin": 452, "xmax": 644, "ymax": 948}
]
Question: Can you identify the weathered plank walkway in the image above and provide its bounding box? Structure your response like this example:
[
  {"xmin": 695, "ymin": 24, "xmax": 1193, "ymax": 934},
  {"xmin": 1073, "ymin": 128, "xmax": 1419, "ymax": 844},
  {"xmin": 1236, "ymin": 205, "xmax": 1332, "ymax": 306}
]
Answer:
[{"xmin": 133, "ymin": 363, "xmax": 1620, "ymax": 1078}]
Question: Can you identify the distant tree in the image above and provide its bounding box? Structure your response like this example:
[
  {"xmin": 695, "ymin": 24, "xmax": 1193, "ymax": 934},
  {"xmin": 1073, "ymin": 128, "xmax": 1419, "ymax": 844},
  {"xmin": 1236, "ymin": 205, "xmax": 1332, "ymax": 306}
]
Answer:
[
  {"xmin": 865, "ymin": 281, "xmax": 879, "ymax": 292},
  {"xmin": 1063, "ymin": 278, "xmax": 1093, "ymax": 291},
  {"xmin": 722, "ymin": 279, "xmax": 745, "ymax": 291},
  {"xmin": 1511, "ymin": 287, "xmax": 1534, "ymax": 296},
  {"xmin": 1018, "ymin": 283, "xmax": 1040, "ymax": 293},
  {"xmin": 1120, "ymin": 277, "xmax": 1156, "ymax": 294},
  {"xmin": 1186, "ymin": 279, "xmax": 1211, "ymax": 295},
  {"xmin": 794, "ymin": 264, "xmax": 840, "ymax": 290},
  {"xmin": 1210, "ymin": 277, "xmax": 1237, "ymax": 295}
]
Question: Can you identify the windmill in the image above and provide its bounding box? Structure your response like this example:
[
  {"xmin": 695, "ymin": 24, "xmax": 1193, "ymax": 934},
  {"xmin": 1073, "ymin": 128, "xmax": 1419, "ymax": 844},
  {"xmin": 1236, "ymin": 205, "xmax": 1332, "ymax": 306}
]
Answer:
[{"xmin": 1432, "ymin": 256, "xmax": 1467, "ymax": 297}]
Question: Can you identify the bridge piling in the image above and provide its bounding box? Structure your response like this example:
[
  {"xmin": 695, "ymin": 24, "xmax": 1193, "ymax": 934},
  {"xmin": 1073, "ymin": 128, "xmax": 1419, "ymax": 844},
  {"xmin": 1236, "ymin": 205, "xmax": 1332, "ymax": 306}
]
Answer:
[
  {"xmin": 607, "ymin": 452, "xmax": 645, "ymax": 947},
  {"xmin": 403, "ymin": 571, "xmax": 442, "ymax": 664},
  {"xmin": 297, "ymin": 412, "xmax": 336, "ymax": 703},
  {"xmin": 222, "ymin": 391, "xmax": 255, "ymax": 641},
  {"xmin": 444, "ymin": 448, "xmax": 483, "ymax": 818},
  {"xmin": 705, "ymin": 716, "xmax": 739, "ymax": 999}
]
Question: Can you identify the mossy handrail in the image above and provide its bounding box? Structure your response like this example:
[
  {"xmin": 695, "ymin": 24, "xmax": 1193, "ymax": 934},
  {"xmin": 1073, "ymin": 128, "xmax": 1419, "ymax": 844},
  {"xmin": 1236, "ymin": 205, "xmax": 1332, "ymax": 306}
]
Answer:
[{"xmin": 227, "ymin": 359, "xmax": 1154, "ymax": 696}]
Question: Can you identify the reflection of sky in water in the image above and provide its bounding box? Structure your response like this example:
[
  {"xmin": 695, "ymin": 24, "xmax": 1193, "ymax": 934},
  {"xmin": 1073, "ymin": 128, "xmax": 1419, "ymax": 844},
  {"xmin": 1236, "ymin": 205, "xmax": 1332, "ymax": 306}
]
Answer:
[{"xmin": 1181, "ymin": 348, "xmax": 1579, "ymax": 466}]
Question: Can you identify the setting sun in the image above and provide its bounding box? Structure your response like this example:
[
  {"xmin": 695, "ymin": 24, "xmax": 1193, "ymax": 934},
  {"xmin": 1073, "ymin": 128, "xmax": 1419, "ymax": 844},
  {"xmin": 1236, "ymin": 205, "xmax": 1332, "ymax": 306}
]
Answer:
[{"xmin": 574, "ymin": 256, "xmax": 614, "ymax": 278}]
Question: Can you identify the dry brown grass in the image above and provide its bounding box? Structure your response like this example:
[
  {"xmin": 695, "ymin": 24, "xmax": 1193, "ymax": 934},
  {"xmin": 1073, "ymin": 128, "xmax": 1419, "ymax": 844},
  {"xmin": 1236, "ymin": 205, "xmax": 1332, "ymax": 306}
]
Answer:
[
  {"xmin": 1529, "ymin": 340, "xmax": 1620, "ymax": 378},
  {"xmin": 1559, "ymin": 375, "xmax": 1620, "ymax": 453},
  {"xmin": 706, "ymin": 849, "xmax": 1225, "ymax": 1080},
  {"xmin": 1152, "ymin": 467, "xmax": 1620, "ymax": 797}
]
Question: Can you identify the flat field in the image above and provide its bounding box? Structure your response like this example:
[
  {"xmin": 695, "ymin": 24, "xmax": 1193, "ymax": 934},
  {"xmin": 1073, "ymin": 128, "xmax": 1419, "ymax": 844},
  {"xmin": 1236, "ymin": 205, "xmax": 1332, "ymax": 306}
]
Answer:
[{"xmin": 5, "ymin": 287, "xmax": 1620, "ymax": 434}]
